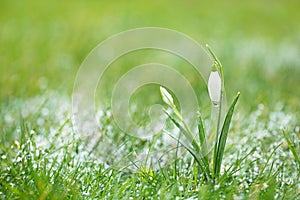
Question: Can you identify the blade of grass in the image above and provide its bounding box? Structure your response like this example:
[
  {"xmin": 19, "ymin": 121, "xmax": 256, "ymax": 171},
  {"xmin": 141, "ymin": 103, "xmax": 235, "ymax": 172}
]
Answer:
[
  {"xmin": 164, "ymin": 130, "xmax": 211, "ymax": 180},
  {"xmin": 282, "ymin": 130, "xmax": 300, "ymax": 168},
  {"xmin": 258, "ymin": 143, "xmax": 282, "ymax": 178},
  {"xmin": 227, "ymin": 147, "xmax": 256, "ymax": 177},
  {"xmin": 213, "ymin": 92, "xmax": 240, "ymax": 178},
  {"xmin": 166, "ymin": 112, "xmax": 211, "ymax": 177},
  {"xmin": 165, "ymin": 111, "xmax": 201, "ymax": 155},
  {"xmin": 198, "ymin": 114, "xmax": 208, "ymax": 162},
  {"xmin": 174, "ymin": 123, "xmax": 183, "ymax": 179}
]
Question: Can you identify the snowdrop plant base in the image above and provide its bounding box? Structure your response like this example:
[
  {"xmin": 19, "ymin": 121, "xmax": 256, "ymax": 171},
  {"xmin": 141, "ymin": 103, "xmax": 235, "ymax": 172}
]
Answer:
[{"xmin": 160, "ymin": 46, "xmax": 240, "ymax": 181}]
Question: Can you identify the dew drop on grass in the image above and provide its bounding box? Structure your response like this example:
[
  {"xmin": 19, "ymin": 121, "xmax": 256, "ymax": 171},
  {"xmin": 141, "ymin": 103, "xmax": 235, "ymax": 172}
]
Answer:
[
  {"xmin": 212, "ymin": 101, "xmax": 219, "ymax": 108},
  {"xmin": 178, "ymin": 186, "xmax": 184, "ymax": 191}
]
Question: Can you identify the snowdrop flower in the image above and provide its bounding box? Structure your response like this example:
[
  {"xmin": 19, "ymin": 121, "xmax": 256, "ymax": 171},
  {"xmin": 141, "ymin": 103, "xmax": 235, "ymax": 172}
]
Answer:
[
  {"xmin": 160, "ymin": 86, "xmax": 174, "ymax": 107},
  {"xmin": 208, "ymin": 66, "xmax": 222, "ymax": 106}
]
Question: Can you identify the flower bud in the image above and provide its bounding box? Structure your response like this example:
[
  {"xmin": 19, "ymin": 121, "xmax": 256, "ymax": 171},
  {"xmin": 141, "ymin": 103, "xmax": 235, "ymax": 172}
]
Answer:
[
  {"xmin": 208, "ymin": 68, "xmax": 222, "ymax": 106},
  {"xmin": 160, "ymin": 86, "xmax": 174, "ymax": 107}
]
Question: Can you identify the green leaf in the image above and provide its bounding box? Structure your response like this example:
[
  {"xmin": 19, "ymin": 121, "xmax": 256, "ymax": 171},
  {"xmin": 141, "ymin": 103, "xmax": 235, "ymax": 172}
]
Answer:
[
  {"xmin": 282, "ymin": 130, "xmax": 300, "ymax": 168},
  {"xmin": 214, "ymin": 92, "xmax": 240, "ymax": 178},
  {"xmin": 164, "ymin": 130, "xmax": 211, "ymax": 180},
  {"xmin": 165, "ymin": 111, "xmax": 200, "ymax": 153},
  {"xmin": 206, "ymin": 44, "xmax": 224, "ymax": 86},
  {"xmin": 198, "ymin": 114, "xmax": 208, "ymax": 162}
]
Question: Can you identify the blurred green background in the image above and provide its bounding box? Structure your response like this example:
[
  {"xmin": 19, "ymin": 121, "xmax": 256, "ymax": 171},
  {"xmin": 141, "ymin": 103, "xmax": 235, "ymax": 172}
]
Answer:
[{"xmin": 1, "ymin": 0, "xmax": 299, "ymax": 111}]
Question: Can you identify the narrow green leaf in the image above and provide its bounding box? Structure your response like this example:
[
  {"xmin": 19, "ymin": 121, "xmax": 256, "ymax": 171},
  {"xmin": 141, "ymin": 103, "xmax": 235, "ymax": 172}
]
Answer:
[
  {"xmin": 164, "ymin": 130, "xmax": 211, "ymax": 180},
  {"xmin": 258, "ymin": 143, "xmax": 282, "ymax": 177},
  {"xmin": 206, "ymin": 44, "xmax": 224, "ymax": 85},
  {"xmin": 214, "ymin": 92, "xmax": 240, "ymax": 178},
  {"xmin": 165, "ymin": 111, "xmax": 201, "ymax": 154},
  {"xmin": 282, "ymin": 130, "xmax": 300, "ymax": 168},
  {"xmin": 198, "ymin": 114, "xmax": 208, "ymax": 161},
  {"xmin": 165, "ymin": 111, "xmax": 211, "ymax": 177}
]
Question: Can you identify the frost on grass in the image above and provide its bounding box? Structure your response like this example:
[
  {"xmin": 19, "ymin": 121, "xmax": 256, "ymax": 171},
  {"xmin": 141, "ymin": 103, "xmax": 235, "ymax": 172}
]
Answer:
[
  {"xmin": 0, "ymin": 94, "xmax": 114, "ymax": 198},
  {"xmin": 223, "ymin": 103, "xmax": 299, "ymax": 194},
  {"xmin": 1, "ymin": 93, "xmax": 299, "ymax": 198}
]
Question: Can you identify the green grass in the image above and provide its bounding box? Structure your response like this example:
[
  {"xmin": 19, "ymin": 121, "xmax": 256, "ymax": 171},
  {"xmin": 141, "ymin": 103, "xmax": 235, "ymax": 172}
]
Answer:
[
  {"xmin": 1, "ymin": 0, "xmax": 300, "ymax": 199},
  {"xmin": 1, "ymin": 96, "xmax": 299, "ymax": 199}
]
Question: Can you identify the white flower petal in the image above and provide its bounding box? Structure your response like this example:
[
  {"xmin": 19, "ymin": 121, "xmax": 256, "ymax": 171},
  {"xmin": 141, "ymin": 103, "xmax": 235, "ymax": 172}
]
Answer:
[
  {"xmin": 160, "ymin": 86, "xmax": 174, "ymax": 107},
  {"xmin": 208, "ymin": 71, "xmax": 222, "ymax": 103}
]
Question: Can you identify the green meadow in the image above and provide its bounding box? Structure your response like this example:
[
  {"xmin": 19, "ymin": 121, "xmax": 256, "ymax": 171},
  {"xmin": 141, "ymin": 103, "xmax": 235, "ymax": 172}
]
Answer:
[{"xmin": 1, "ymin": 0, "xmax": 299, "ymax": 199}]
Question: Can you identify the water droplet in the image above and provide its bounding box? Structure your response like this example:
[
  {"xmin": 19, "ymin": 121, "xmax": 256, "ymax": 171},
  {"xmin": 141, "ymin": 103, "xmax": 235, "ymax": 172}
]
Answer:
[{"xmin": 212, "ymin": 101, "xmax": 220, "ymax": 107}]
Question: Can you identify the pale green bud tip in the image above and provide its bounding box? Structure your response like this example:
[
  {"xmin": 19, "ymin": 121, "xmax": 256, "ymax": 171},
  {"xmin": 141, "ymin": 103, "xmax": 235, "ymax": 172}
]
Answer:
[
  {"xmin": 160, "ymin": 86, "xmax": 174, "ymax": 107},
  {"xmin": 211, "ymin": 64, "xmax": 218, "ymax": 72}
]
